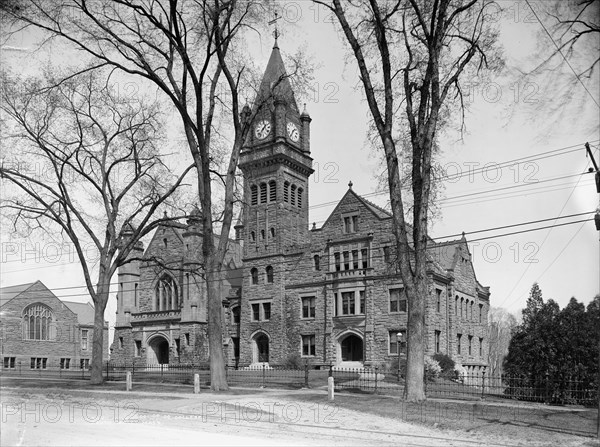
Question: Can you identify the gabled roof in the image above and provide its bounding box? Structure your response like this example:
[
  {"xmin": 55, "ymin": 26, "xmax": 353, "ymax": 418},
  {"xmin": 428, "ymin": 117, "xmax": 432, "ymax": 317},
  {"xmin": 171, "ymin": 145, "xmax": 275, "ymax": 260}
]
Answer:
[
  {"xmin": 254, "ymin": 43, "xmax": 298, "ymax": 112},
  {"xmin": 63, "ymin": 301, "xmax": 95, "ymax": 325},
  {"xmin": 0, "ymin": 281, "xmax": 36, "ymax": 308},
  {"xmin": 321, "ymin": 187, "xmax": 392, "ymax": 229}
]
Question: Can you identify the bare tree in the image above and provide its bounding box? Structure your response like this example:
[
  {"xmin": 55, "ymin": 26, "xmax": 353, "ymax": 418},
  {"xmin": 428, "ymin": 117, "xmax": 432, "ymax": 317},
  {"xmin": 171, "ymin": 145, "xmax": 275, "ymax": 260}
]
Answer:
[
  {"xmin": 314, "ymin": 0, "xmax": 500, "ymax": 401},
  {"xmin": 0, "ymin": 69, "xmax": 193, "ymax": 384},
  {"xmin": 1, "ymin": 0, "xmax": 305, "ymax": 390},
  {"xmin": 487, "ymin": 307, "xmax": 518, "ymax": 376}
]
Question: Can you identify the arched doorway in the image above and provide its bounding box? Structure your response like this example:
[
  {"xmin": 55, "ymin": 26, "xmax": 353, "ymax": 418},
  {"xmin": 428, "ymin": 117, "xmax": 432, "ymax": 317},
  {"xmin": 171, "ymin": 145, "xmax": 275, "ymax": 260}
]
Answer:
[
  {"xmin": 148, "ymin": 336, "xmax": 169, "ymax": 364},
  {"xmin": 340, "ymin": 334, "xmax": 363, "ymax": 362},
  {"xmin": 254, "ymin": 334, "xmax": 269, "ymax": 363}
]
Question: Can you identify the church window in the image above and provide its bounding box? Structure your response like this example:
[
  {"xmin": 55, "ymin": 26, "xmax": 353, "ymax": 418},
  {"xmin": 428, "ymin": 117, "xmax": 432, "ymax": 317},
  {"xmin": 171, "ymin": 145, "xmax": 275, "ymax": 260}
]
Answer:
[
  {"xmin": 154, "ymin": 274, "xmax": 179, "ymax": 311},
  {"xmin": 269, "ymin": 180, "xmax": 277, "ymax": 202},
  {"xmin": 468, "ymin": 335, "xmax": 473, "ymax": 355},
  {"xmin": 436, "ymin": 289, "xmax": 442, "ymax": 312},
  {"xmin": 383, "ymin": 246, "xmax": 390, "ymax": 263},
  {"xmin": 344, "ymin": 216, "xmax": 351, "ymax": 233},
  {"xmin": 460, "ymin": 297, "xmax": 464, "ymax": 319},
  {"xmin": 291, "ymin": 184, "xmax": 297, "ymax": 206},
  {"xmin": 163, "ymin": 238, "xmax": 168, "ymax": 248},
  {"xmin": 313, "ymin": 254, "xmax": 320, "ymax": 271},
  {"xmin": 261, "ymin": 229, "xmax": 265, "ymax": 240},
  {"xmin": 119, "ymin": 337, "xmax": 124, "ymax": 349},
  {"xmin": 359, "ymin": 290, "xmax": 365, "ymax": 314},
  {"xmin": 479, "ymin": 303, "xmax": 483, "ymax": 323},
  {"xmin": 479, "ymin": 337, "xmax": 484, "ymax": 356},
  {"xmin": 284, "ymin": 181, "xmax": 290, "ymax": 202},
  {"xmin": 266, "ymin": 265, "xmax": 274, "ymax": 283},
  {"xmin": 22, "ymin": 304, "xmax": 54, "ymax": 341},
  {"xmin": 457, "ymin": 334, "xmax": 462, "ymax": 355},
  {"xmin": 297, "ymin": 188, "xmax": 303, "ymax": 208},
  {"xmin": 435, "ymin": 330, "xmax": 441, "ymax": 353},
  {"xmin": 263, "ymin": 302, "xmax": 271, "ymax": 320},
  {"xmin": 134, "ymin": 340, "xmax": 141, "ymax": 357},
  {"xmin": 251, "ymin": 185, "xmax": 258, "ymax": 205},
  {"xmin": 302, "ymin": 335, "xmax": 316, "ymax": 356},
  {"xmin": 250, "ymin": 268, "xmax": 259, "ymax": 285},
  {"xmin": 389, "ymin": 288, "xmax": 407, "ymax": 313},
  {"xmin": 260, "ymin": 183, "xmax": 267, "ymax": 204},
  {"xmin": 270, "ymin": 227, "xmax": 275, "ymax": 238},
  {"xmin": 334, "ymin": 252, "xmax": 341, "ymax": 271},
  {"xmin": 250, "ymin": 231, "xmax": 256, "ymax": 242}
]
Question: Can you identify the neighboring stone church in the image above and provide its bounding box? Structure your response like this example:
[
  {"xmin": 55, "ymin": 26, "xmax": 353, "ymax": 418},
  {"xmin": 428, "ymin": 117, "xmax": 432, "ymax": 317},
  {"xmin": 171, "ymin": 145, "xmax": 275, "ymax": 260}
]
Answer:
[{"xmin": 110, "ymin": 41, "xmax": 490, "ymax": 375}]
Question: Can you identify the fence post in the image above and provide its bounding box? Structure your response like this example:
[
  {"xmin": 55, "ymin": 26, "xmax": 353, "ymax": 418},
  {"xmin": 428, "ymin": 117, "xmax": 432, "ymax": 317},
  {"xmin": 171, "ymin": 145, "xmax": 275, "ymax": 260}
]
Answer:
[
  {"xmin": 545, "ymin": 371, "xmax": 550, "ymax": 404},
  {"xmin": 481, "ymin": 371, "xmax": 486, "ymax": 400},
  {"xmin": 328, "ymin": 365, "xmax": 334, "ymax": 401},
  {"xmin": 304, "ymin": 361, "xmax": 309, "ymax": 388},
  {"xmin": 262, "ymin": 363, "xmax": 266, "ymax": 388},
  {"xmin": 126, "ymin": 371, "xmax": 132, "ymax": 391},
  {"xmin": 194, "ymin": 373, "xmax": 200, "ymax": 394},
  {"xmin": 374, "ymin": 366, "xmax": 378, "ymax": 394}
]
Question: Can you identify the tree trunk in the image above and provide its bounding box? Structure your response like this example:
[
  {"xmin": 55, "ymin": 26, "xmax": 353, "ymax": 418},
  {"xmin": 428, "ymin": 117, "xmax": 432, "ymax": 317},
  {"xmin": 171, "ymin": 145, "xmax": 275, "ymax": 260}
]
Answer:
[
  {"xmin": 206, "ymin": 258, "xmax": 228, "ymax": 391},
  {"xmin": 404, "ymin": 266, "xmax": 427, "ymax": 402},
  {"xmin": 90, "ymin": 293, "xmax": 108, "ymax": 384}
]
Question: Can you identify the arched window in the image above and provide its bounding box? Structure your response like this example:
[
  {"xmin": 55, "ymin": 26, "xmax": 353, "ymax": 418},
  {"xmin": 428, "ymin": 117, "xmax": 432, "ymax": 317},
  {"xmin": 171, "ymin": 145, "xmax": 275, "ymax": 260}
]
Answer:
[
  {"xmin": 291, "ymin": 184, "xmax": 297, "ymax": 206},
  {"xmin": 284, "ymin": 181, "xmax": 290, "ymax": 202},
  {"xmin": 251, "ymin": 185, "xmax": 258, "ymax": 205},
  {"xmin": 154, "ymin": 274, "xmax": 179, "ymax": 311},
  {"xmin": 266, "ymin": 266, "xmax": 274, "ymax": 283},
  {"xmin": 250, "ymin": 231, "xmax": 256, "ymax": 242},
  {"xmin": 22, "ymin": 304, "xmax": 54, "ymax": 341},
  {"xmin": 297, "ymin": 187, "xmax": 303, "ymax": 208},
  {"xmin": 261, "ymin": 229, "xmax": 265, "ymax": 240},
  {"xmin": 231, "ymin": 306, "xmax": 241, "ymax": 324},
  {"xmin": 270, "ymin": 227, "xmax": 275, "ymax": 238},
  {"xmin": 269, "ymin": 180, "xmax": 277, "ymax": 202},
  {"xmin": 251, "ymin": 268, "xmax": 259, "ymax": 284},
  {"xmin": 260, "ymin": 183, "xmax": 267, "ymax": 204},
  {"xmin": 313, "ymin": 254, "xmax": 320, "ymax": 271}
]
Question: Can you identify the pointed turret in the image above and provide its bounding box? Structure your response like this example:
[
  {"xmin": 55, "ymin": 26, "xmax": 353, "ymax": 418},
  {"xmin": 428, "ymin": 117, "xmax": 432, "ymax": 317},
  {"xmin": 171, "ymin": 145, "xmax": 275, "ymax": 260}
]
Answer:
[{"xmin": 254, "ymin": 43, "xmax": 298, "ymax": 113}]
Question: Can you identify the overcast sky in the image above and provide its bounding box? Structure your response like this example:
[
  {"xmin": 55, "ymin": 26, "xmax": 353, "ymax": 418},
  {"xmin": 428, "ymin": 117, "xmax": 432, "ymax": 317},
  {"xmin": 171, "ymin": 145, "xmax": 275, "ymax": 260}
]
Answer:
[{"xmin": 1, "ymin": 1, "xmax": 598, "ymax": 336}]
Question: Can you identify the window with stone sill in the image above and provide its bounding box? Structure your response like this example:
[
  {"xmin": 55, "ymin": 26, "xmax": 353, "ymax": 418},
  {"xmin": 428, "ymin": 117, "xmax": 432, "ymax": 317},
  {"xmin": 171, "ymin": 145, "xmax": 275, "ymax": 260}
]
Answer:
[
  {"xmin": 389, "ymin": 329, "xmax": 407, "ymax": 355},
  {"xmin": 302, "ymin": 334, "xmax": 316, "ymax": 357},
  {"xmin": 389, "ymin": 288, "xmax": 407, "ymax": 313},
  {"xmin": 301, "ymin": 296, "xmax": 316, "ymax": 319},
  {"xmin": 231, "ymin": 306, "xmax": 241, "ymax": 324},
  {"xmin": 134, "ymin": 340, "xmax": 142, "ymax": 357}
]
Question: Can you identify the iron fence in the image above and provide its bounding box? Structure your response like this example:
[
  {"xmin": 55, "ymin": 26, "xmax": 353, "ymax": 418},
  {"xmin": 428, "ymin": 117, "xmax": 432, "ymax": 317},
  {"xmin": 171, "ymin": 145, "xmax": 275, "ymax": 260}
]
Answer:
[{"xmin": 0, "ymin": 360, "xmax": 91, "ymax": 380}]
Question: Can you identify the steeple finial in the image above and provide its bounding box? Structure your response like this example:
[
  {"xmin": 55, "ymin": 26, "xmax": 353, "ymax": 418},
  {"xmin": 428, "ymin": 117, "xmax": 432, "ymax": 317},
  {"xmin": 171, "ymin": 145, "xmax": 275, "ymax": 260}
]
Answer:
[
  {"xmin": 348, "ymin": 181, "xmax": 353, "ymax": 189},
  {"xmin": 268, "ymin": 10, "xmax": 281, "ymax": 48}
]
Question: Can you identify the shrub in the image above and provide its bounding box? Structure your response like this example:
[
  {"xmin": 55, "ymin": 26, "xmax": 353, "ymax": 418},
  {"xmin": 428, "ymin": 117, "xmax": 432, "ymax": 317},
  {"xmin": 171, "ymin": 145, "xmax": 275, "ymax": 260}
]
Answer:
[
  {"xmin": 282, "ymin": 353, "xmax": 303, "ymax": 369},
  {"xmin": 432, "ymin": 353, "xmax": 455, "ymax": 375},
  {"xmin": 424, "ymin": 356, "xmax": 442, "ymax": 381},
  {"xmin": 454, "ymin": 364, "xmax": 467, "ymax": 382}
]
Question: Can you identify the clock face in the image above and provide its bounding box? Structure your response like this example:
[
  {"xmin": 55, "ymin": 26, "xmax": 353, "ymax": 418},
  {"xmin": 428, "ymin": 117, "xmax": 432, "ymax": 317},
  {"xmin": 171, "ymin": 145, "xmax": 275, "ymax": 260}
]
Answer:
[
  {"xmin": 254, "ymin": 120, "xmax": 271, "ymax": 140},
  {"xmin": 287, "ymin": 122, "xmax": 300, "ymax": 142}
]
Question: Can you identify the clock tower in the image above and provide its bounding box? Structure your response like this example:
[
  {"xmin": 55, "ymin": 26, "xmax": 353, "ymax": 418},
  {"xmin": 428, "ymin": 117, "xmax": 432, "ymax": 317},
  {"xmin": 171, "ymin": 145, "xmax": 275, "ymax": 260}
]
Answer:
[{"xmin": 237, "ymin": 40, "xmax": 313, "ymax": 365}]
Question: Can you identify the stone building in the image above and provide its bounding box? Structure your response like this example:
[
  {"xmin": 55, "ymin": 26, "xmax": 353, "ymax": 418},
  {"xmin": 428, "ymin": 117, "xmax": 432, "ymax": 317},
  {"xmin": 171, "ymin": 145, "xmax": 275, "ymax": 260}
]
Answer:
[
  {"xmin": 0, "ymin": 280, "xmax": 108, "ymax": 371},
  {"xmin": 110, "ymin": 41, "xmax": 490, "ymax": 374}
]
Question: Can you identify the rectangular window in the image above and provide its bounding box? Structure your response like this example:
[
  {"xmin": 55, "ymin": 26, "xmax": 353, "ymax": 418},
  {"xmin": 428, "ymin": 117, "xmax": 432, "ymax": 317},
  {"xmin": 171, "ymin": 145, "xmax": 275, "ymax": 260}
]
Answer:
[
  {"xmin": 389, "ymin": 329, "xmax": 406, "ymax": 355},
  {"xmin": 361, "ymin": 248, "xmax": 368, "ymax": 268},
  {"xmin": 383, "ymin": 246, "xmax": 390, "ymax": 263},
  {"xmin": 81, "ymin": 329, "xmax": 89, "ymax": 350},
  {"xmin": 479, "ymin": 337, "xmax": 484, "ymax": 357},
  {"xmin": 232, "ymin": 337, "xmax": 240, "ymax": 358},
  {"xmin": 30, "ymin": 357, "xmax": 47, "ymax": 369},
  {"xmin": 134, "ymin": 340, "xmax": 142, "ymax": 357},
  {"xmin": 343, "ymin": 251, "xmax": 350, "ymax": 270},
  {"xmin": 185, "ymin": 333, "xmax": 190, "ymax": 346},
  {"xmin": 436, "ymin": 289, "xmax": 442, "ymax": 313},
  {"xmin": 468, "ymin": 335, "xmax": 473, "ymax": 355},
  {"xmin": 359, "ymin": 290, "xmax": 365, "ymax": 314},
  {"xmin": 119, "ymin": 337, "xmax": 124, "ymax": 349},
  {"xmin": 232, "ymin": 306, "xmax": 241, "ymax": 324},
  {"xmin": 457, "ymin": 334, "xmax": 462, "ymax": 355},
  {"xmin": 313, "ymin": 254, "xmax": 320, "ymax": 271},
  {"xmin": 352, "ymin": 215, "xmax": 358, "ymax": 232},
  {"xmin": 262, "ymin": 302, "xmax": 271, "ymax": 321},
  {"xmin": 334, "ymin": 252, "xmax": 341, "ymax": 271},
  {"xmin": 344, "ymin": 216, "xmax": 351, "ymax": 233},
  {"xmin": 80, "ymin": 359, "xmax": 90, "ymax": 369},
  {"xmin": 389, "ymin": 288, "xmax": 407, "ymax": 313},
  {"xmin": 302, "ymin": 296, "xmax": 316, "ymax": 319},
  {"xmin": 60, "ymin": 358, "xmax": 71, "ymax": 369},
  {"xmin": 252, "ymin": 303, "xmax": 260, "ymax": 321},
  {"xmin": 302, "ymin": 335, "xmax": 316, "ymax": 356},
  {"xmin": 435, "ymin": 330, "xmax": 441, "ymax": 353},
  {"xmin": 352, "ymin": 250, "xmax": 359, "ymax": 269},
  {"xmin": 341, "ymin": 291, "xmax": 355, "ymax": 315},
  {"xmin": 3, "ymin": 357, "xmax": 16, "ymax": 369}
]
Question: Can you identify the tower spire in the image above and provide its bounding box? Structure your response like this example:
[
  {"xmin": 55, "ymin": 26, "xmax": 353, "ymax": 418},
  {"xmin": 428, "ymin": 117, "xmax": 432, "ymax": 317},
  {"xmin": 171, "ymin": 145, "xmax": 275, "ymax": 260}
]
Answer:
[{"xmin": 268, "ymin": 11, "xmax": 281, "ymax": 49}]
